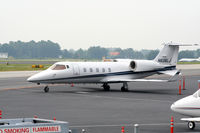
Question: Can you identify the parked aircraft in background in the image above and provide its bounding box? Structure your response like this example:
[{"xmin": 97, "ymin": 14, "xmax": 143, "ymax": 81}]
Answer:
[
  {"xmin": 179, "ymin": 57, "xmax": 200, "ymax": 62},
  {"xmin": 27, "ymin": 42, "xmax": 198, "ymax": 93},
  {"xmin": 171, "ymin": 82, "xmax": 200, "ymax": 130}
]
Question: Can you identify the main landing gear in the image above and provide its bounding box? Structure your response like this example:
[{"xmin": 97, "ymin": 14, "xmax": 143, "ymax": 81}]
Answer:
[
  {"xmin": 102, "ymin": 82, "xmax": 129, "ymax": 92},
  {"xmin": 121, "ymin": 82, "xmax": 129, "ymax": 92},
  {"xmin": 102, "ymin": 83, "xmax": 110, "ymax": 91},
  {"xmin": 44, "ymin": 86, "xmax": 49, "ymax": 93}
]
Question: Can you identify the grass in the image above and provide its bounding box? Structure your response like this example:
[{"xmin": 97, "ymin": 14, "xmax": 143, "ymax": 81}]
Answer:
[
  {"xmin": 0, "ymin": 64, "xmax": 51, "ymax": 71},
  {"xmin": 0, "ymin": 58, "xmax": 101, "ymax": 71},
  {"xmin": 178, "ymin": 62, "xmax": 200, "ymax": 64}
]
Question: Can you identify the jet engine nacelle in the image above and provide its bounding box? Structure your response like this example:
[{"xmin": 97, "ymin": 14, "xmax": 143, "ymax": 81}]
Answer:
[{"xmin": 129, "ymin": 60, "xmax": 164, "ymax": 72}]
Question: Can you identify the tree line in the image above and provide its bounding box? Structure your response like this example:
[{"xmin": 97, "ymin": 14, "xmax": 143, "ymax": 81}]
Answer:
[{"xmin": 0, "ymin": 40, "xmax": 200, "ymax": 60}]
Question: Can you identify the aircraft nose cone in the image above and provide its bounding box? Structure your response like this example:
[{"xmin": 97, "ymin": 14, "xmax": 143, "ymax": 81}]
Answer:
[
  {"xmin": 27, "ymin": 76, "xmax": 35, "ymax": 82},
  {"xmin": 27, "ymin": 71, "xmax": 49, "ymax": 83},
  {"xmin": 27, "ymin": 73, "xmax": 41, "ymax": 82},
  {"xmin": 170, "ymin": 103, "xmax": 176, "ymax": 112}
]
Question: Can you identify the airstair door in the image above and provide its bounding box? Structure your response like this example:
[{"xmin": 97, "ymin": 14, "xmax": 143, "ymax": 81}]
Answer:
[{"xmin": 72, "ymin": 64, "xmax": 80, "ymax": 75}]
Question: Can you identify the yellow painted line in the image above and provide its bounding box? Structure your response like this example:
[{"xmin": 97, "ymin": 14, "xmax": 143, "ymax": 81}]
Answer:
[
  {"xmin": 1, "ymin": 84, "xmax": 66, "ymax": 91},
  {"xmin": 2, "ymin": 85, "xmax": 44, "ymax": 91}
]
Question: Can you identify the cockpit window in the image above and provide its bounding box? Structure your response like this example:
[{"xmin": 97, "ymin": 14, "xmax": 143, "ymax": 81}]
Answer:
[{"xmin": 50, "ymin": 64, "xmax": 66, "ymax": 70}]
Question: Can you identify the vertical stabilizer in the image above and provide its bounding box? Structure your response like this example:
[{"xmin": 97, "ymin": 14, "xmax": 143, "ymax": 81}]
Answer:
[{"xmin": 154, "ymin": 42, "xmax": 179, "ymax": 66}]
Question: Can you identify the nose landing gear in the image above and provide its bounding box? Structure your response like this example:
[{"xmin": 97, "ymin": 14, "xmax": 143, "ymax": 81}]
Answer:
[
  {"xmin": 44, "ymin": 86, "xmax": 49, "ymax": 93},
  {"xmin": 188, "ymin": 121, "xmax": 195, "ymax": 130}
]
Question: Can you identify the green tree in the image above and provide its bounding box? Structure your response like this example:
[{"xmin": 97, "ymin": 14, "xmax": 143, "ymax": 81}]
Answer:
[
  {"xmin": 146, "ymin": 50, "xmax": 159, "ymax": 60},
  {"xmin": 178, "ymin": 50, "xmax": 195, "ymax": 60},
  {"xmin": 87, "ymin": 46, "xmax": 108, "ymax": 59}
]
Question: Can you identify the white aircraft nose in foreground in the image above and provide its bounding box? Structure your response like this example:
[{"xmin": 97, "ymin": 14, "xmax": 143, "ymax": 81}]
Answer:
[
  {"xmin": 171, "ymin": 81, "xmax": 200, "ymax": 130},
  {"xmin": 27, "ymin": 42, "xmax": 197, "ymax": 93}
]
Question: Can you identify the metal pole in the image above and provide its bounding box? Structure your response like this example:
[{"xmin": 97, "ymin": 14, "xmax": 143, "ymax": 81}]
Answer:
[{"xmin": 134, "ymin": 124, "xmax": 139, "ymax": 133}]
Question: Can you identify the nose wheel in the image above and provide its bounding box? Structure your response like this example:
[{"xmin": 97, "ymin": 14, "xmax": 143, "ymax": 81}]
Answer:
[
  {"xmin": 188, "ymin": 121, "xmax": 195, "ymax": 130},
  {"xmin": 44, "ymin": 86, "xmax": 49, "ymax": 93}
]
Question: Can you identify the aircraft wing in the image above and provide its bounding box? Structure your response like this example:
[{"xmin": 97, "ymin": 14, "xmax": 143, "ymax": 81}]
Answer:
[
  {"xmin": 181, "ymin": 117, "xmax": 200, "ymax": 122},
  {"xmin": 101, "ymin": 70, "xmax": 180, "ymax": 83}
]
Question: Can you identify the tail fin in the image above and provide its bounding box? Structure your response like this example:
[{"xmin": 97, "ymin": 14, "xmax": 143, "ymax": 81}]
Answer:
[
  {"xmin": 154, "ymin": 42, "xmax": 198, "ymax": 66},
  {"xmin": 154, "ymin": 42, "xmax": 179, "ymax": 66}
]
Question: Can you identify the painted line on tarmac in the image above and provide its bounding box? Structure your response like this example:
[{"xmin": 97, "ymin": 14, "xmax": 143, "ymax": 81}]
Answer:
[
  {"xmin": 139, "ymin": 122, "xmax": 184, "ymax": 126},
  {"xmin": 73, "ymin": 93, "xmax": 173, "ymax": 103},
  {"xmin": 70, "ymin": 124, "xmax": 132, "ymax": 128},
  {"xmin": 1, "ymin": 85, "xmax": 44, "ymax": 91},
  {"xmin": 0, "ymin": 84, "xmax": 62, "ymax": 91},
  {"xmin": 70, "ymin": 122, "xmax": 185, "ymax": 128},
  {"xmin": 75, "ymin": 91, "xmax": 89, "ymax": 94}
]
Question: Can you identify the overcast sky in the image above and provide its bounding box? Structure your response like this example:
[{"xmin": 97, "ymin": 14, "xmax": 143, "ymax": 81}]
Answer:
[{"xmin": 0, "ymin": 0, "xmax": 200, "ymax": 50}]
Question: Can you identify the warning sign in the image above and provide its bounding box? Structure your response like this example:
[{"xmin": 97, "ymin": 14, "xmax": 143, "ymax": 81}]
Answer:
[
  {"xmin": 32, "ymin": 126, "xmax": 61, "ymax": 133},
  {"xmin": 0, "ymin": 127, "xmax": 30, "ymax": 133},
  {"xmin": 0, "ymin": 126, "xmax": 61, "ymax": 133}
]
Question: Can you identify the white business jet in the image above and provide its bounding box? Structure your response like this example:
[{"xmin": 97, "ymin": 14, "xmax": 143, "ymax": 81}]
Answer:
[
  {"xmin": 171, "ymin": 83, "xmax": 200, "ymax": 130},
  {"xmin": 27, "ymin": 42, "xmax": 196, "ymax": 93}
]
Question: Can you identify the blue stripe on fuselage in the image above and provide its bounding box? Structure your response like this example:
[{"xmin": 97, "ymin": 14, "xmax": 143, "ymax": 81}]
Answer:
[{"xmin": 33, "ymin": 66, "xmax": 176, "ymax": 83}]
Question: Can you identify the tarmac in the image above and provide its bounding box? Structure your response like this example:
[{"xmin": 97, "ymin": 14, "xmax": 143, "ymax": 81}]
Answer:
[{"xmin": 0, "ymin": 68, "xmax": 200, "ymax": 133}]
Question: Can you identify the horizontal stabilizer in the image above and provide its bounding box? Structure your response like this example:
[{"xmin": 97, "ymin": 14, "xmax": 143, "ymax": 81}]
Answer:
[
  {"xmin": 163, "ymin": 42, "xmax": 199, "ymax": 46},
  {"xmin": 158, "ymin": 69, "xmax": 180, "ymax": 76},
  {"xmin": 168, "ymin": 70, "xmax": 181, "ymax": 82},
  {"xmin": 181, "ymin": 117, "xmax": 200, "ymax": 122}
]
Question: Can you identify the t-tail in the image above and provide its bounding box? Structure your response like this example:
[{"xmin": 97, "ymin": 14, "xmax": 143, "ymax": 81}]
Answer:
[
  {"xmin": 154, "ymin": 42, "xmax": 199, "ymax": 66},
  {"xmin": 154, "ymin": 42, "xmax": 180, "ymax": 66}
]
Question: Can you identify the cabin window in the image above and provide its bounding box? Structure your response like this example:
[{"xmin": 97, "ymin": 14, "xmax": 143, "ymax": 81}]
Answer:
[
  {"xmin": 96, "ymin": 68, "xmax": 99, "ymax": 72},
  {"xmin": 50, "ymin": 64, "xmax": 66, "ymax": 70},
  {"xmin": 66, "ymin": 65, "xmax": 69, "ymax": 68},
  {"xmin": 102, "ymin": 68, "xmax": 105, "ymax": 72},
  {"xmin": 83, "ymin": 68, "xmax": 87, "ymax": 72},
  {"xmin": 90, "ymin": 68, "xmax": 93, "ymax": 72},
  {"xmin": 108, "ymin": 68, "xmax": 111, "ymax": 72}
]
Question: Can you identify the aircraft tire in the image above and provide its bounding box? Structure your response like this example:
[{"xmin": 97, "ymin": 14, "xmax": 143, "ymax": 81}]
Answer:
[
  {"xmin": 121, "ymin": 87, "xmax": 128, "ymax": 92},
  {"xmin": 188, "ymin": 121, "xmax": 195, "ymax": 130},
  {"xmin": 103, "ymin": 85, "xmax": 110, "ymax": 91},
  {"xmin": 44, "ymin": 86, "xmax": 49, "ymax": 93}
]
